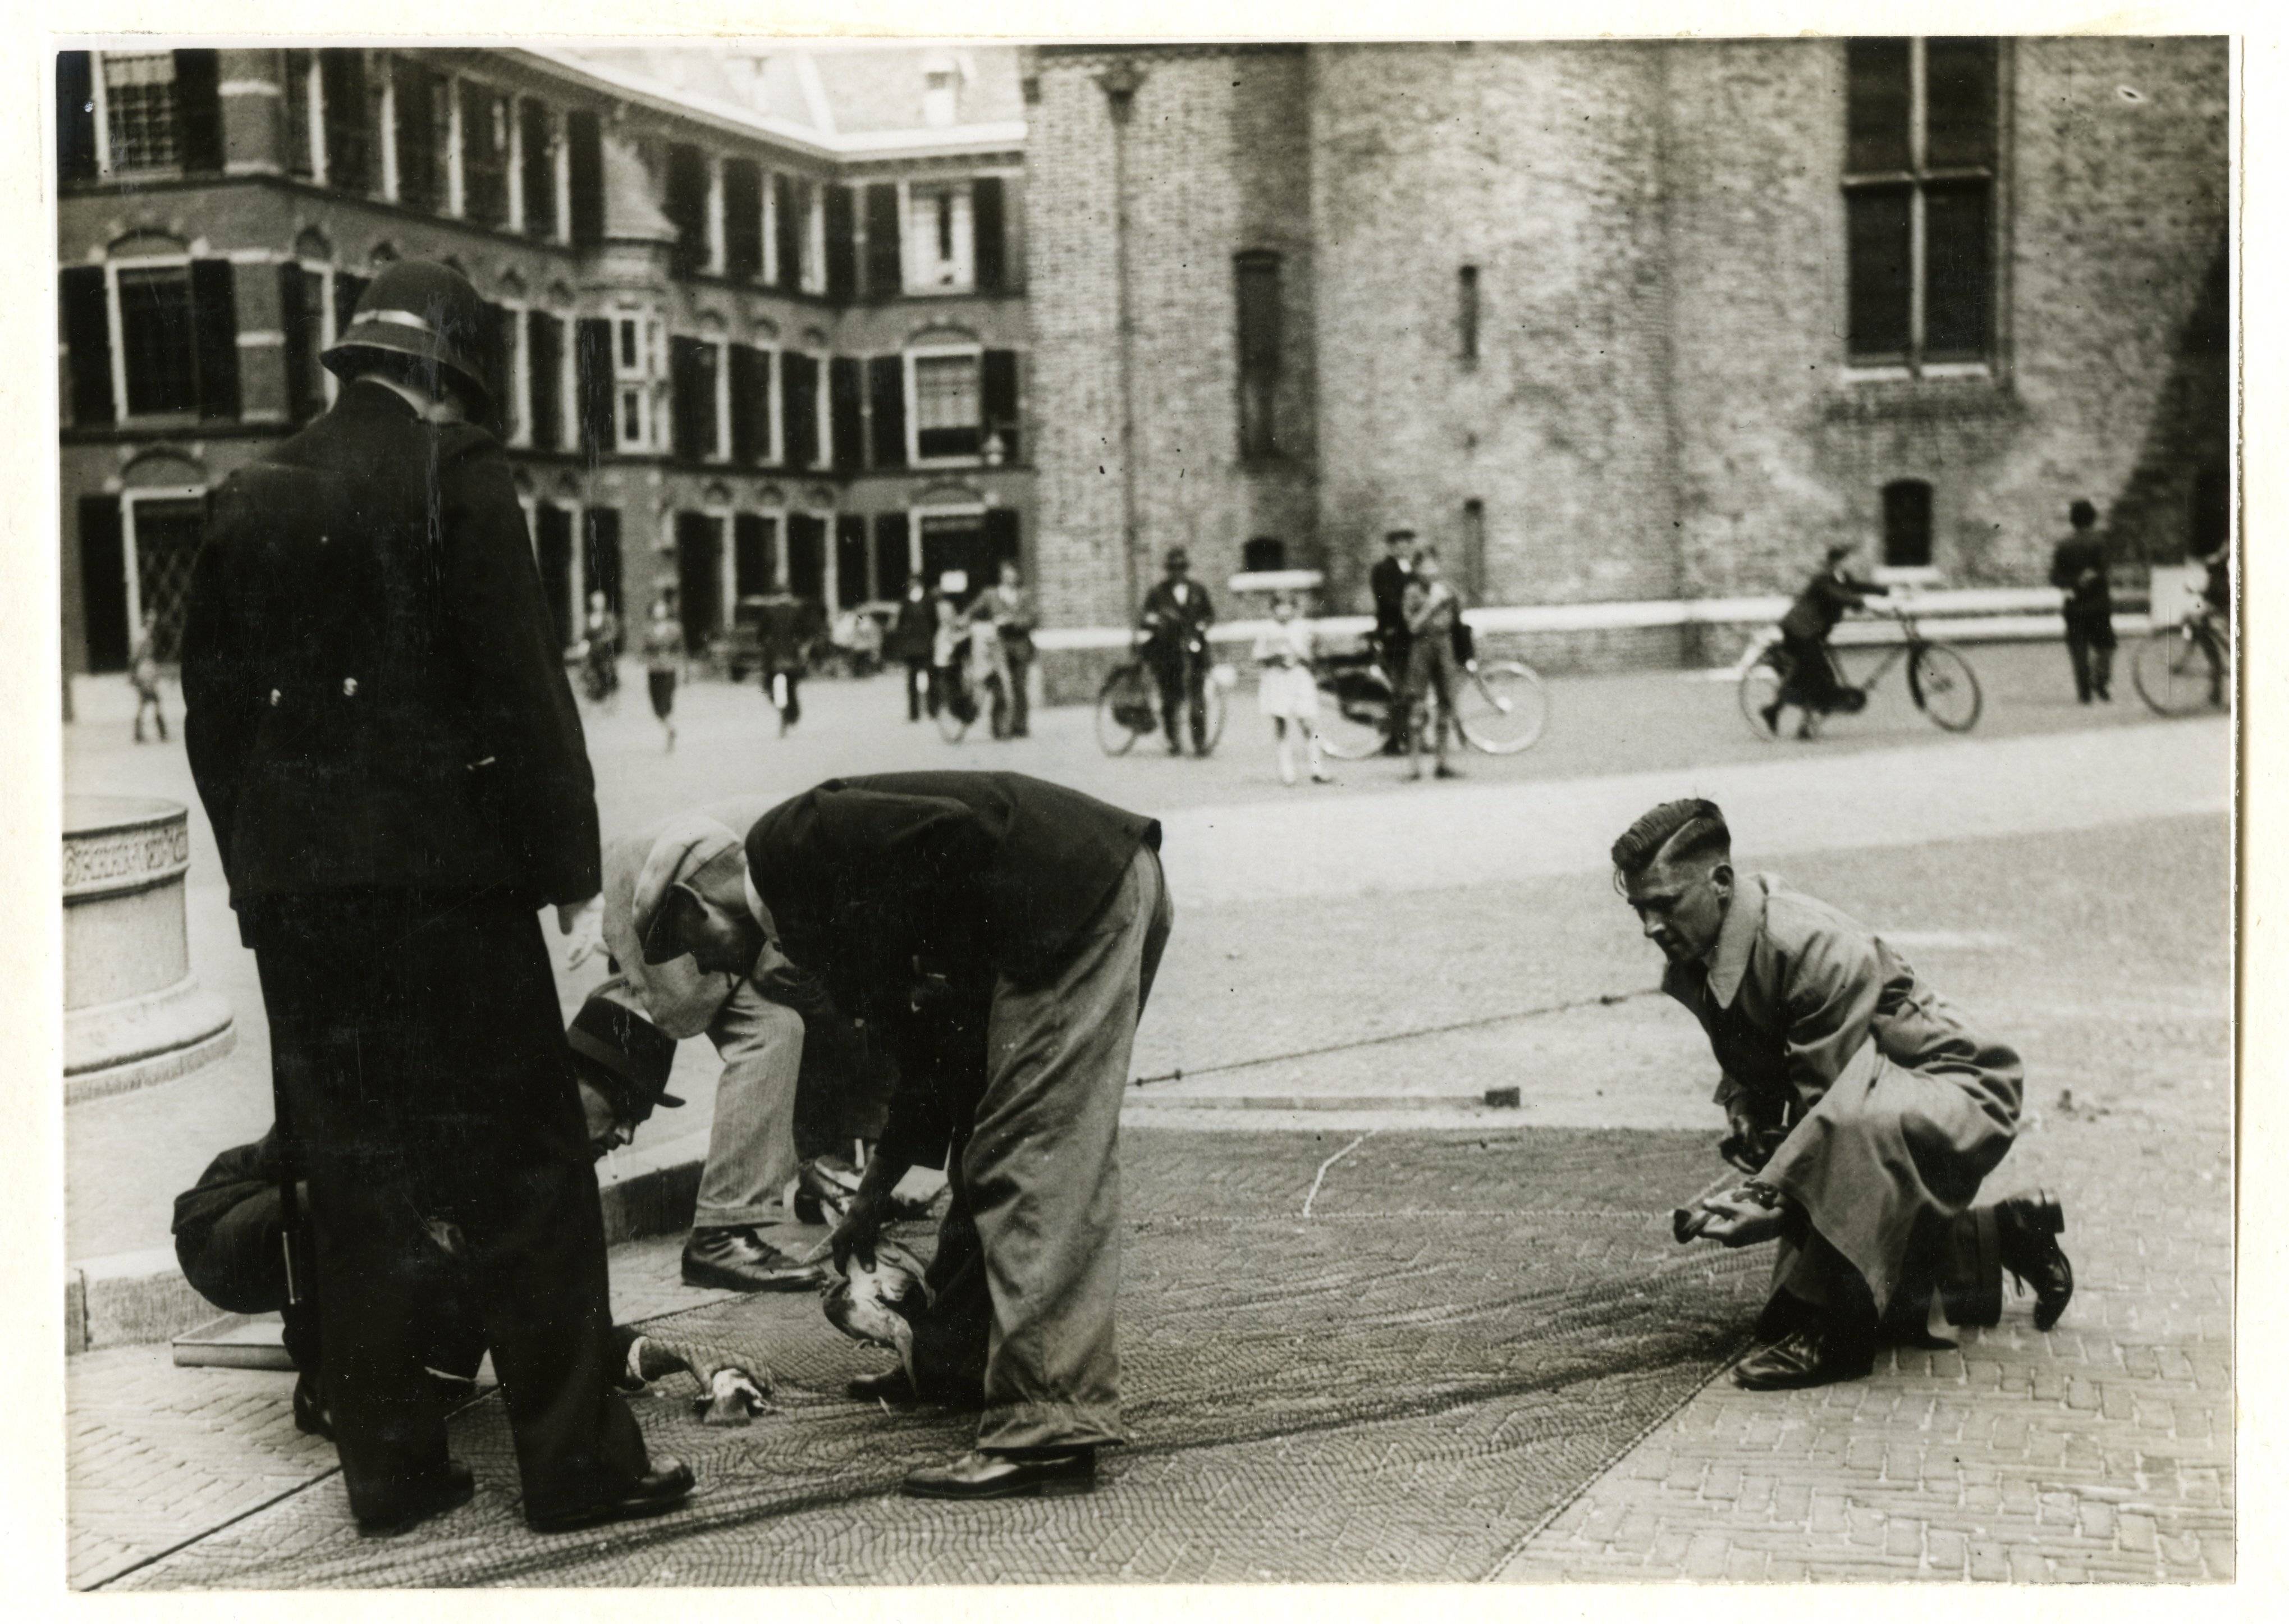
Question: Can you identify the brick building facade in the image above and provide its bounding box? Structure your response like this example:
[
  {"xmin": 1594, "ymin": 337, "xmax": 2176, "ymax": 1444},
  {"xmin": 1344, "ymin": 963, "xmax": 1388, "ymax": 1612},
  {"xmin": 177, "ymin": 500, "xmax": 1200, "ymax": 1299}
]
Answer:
[
  {"xmin": 58, "ymin": 45, "xmax": 1033, "ymax": 675},
  {"xmin": 1023, "ymin": 39, "xmax": 2231, "ymax": 650}
]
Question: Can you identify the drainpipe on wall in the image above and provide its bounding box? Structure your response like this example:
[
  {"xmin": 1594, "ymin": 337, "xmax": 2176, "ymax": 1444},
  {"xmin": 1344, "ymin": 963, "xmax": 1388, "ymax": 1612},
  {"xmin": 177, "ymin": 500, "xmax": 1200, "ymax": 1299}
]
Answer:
[{"xmin": 1098, "ymin": 58, "xmax": 1147, "ymax": 629}]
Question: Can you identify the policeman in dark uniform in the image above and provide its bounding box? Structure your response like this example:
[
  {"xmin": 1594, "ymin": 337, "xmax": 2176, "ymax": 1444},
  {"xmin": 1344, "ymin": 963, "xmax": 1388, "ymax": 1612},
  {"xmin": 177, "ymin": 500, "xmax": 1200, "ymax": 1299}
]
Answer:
[
  {"xmin": 1138, "ymin": 547, "xmax": 1217, "ymax": 755},
  {"xmin": 1368, "ymin": 530, "xmax": 1416, "ymax": 754},
  {"xmin": 181, "ymin": 259, "xmax": 689, "ymax": 1538}
]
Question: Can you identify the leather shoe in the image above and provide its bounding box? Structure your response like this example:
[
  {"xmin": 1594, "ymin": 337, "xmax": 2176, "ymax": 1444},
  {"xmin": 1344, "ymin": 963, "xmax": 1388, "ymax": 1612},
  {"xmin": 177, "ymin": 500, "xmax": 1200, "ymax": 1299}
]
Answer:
[
  {"xmin": 527, "ymin": 1459, "xmax": 695, "ymax": 1534},
  {"xmin": 902, "ymin": 1447, "xmax": 1097, "ymax": 1501},
  {"xmin": 292, "ymin": 1370, "xmax": 333, "ymax": 1440},
  {"xmin": 1733, "ymin": 1321, "xmax": 1875, "ymax": 1390},
  {"xmin": 355, "ymin": 1459, "xmax": 474, "ymax": 1538},
  {"xmin": 682, "ymin": 1227, "xmax": 827, "ymax": 1292},
  {"xmin": 1997, "ymin": 1193, "xmax": 2074, "ymax": 1332}
]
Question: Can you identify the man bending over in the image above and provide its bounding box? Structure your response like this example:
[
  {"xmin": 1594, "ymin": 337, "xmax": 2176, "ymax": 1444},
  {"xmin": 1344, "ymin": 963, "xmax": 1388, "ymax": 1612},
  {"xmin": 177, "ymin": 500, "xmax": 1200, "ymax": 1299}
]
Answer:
[{"xmin": 1613, "ymin": 798, "xmax": 2073, "ymax": 1389}]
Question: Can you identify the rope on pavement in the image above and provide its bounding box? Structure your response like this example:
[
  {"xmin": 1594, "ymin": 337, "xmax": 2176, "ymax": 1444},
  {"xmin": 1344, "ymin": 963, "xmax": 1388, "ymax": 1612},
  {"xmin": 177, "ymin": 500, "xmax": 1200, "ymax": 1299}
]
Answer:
[{"xmin": 1128, "ymin": 986, "xmax": 1663, "ymax": 1088}]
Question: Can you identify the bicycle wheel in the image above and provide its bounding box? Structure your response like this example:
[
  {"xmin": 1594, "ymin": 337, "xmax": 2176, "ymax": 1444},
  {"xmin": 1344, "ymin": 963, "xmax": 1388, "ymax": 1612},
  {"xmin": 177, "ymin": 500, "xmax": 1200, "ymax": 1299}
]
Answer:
[
  {"xmin": 2133, "ymin": 625, "xmax": 2221, "ymax": 717},
  {"xmin": 935, "ymin": 679, "xmax": 974, "ymax": 743},
  {"xmin": 1315, "ymin": 671, "xmax": 1393, "ymax": 760},
  {"xmin": 1455, "ymin": 660, "xmax": 1548, "ymax": 754},
  {"xmin": 1907, "ymin": 642, "xmax": 1982, "ymax": 733},
  {"xmin": 1738, "ymin": 652, "xmax": 1789, "ymax": 741},
  {"xmin": 1196, "ymin": 673, "xmax": 1228, "ymax": 755},
  {"xmin": 1095, "ymin": 663, "xmax": 1153, "ymax": 755}
]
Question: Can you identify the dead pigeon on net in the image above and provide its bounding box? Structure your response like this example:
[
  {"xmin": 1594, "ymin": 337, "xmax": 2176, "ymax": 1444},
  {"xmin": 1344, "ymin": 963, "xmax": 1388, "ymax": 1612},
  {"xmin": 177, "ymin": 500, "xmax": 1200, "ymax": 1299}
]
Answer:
[
  {"xmin": 624, "ymin": 1330, "xmax": 773, "ymax": 1426},
  {"xmin": 822, "ymin": 1241, "xmax": 933, "ymax": 1383}
]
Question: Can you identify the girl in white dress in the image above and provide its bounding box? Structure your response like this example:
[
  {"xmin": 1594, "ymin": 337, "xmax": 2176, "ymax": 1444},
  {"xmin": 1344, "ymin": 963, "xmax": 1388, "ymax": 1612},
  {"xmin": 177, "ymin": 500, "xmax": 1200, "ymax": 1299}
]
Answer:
[{"xmin": 1252, "ymin": 592, "xmax": 1333, "ymax": 786}]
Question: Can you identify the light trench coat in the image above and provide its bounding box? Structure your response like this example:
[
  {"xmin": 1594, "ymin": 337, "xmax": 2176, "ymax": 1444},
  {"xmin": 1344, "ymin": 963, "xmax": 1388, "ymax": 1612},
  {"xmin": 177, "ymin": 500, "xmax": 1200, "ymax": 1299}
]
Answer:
[{"xmin": 1661, "ymin": 873, "xmax": 2024, "ymax": 1313}]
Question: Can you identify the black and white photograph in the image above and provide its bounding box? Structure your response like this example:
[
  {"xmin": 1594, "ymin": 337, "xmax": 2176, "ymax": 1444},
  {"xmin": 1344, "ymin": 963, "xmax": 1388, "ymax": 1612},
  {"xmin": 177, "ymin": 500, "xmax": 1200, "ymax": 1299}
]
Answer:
[{"xmin": 26, "ymin": 8, "xmax": 2255, "ymax": 1594}]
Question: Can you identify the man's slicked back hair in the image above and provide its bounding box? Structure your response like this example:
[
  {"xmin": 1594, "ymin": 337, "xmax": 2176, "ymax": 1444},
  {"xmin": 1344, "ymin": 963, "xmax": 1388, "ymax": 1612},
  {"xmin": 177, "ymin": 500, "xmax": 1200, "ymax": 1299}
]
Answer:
[{"xmin": 1611, "ymin": 797, "xmax": 1732, "ymax": 887}]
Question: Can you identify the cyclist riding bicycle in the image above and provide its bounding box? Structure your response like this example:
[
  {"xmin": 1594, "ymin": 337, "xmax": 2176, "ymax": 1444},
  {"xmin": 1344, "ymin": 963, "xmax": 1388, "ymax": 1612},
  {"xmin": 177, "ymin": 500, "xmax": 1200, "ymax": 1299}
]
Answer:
[
  {"xmin": 1762, "ymin": 539, "xmax": 1891, "ymax": 737},
  {"xmin": 2195, "ymin": 537, "xmax": 2231, "ymax": 705},
  {"xmin": 1139, "ymin": 546, "xmax": 1217, "ymax": 756}
]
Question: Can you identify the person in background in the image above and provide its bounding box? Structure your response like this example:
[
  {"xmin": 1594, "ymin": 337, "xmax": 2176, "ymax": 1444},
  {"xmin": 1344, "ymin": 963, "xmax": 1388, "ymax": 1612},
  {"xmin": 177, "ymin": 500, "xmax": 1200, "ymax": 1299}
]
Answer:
[
  {"xmin": 1764, "ymin": 540, "xmax": 1891, "ymax": 737},
  {"xmin": 1613, "ymin": 797, "xmax": 2072, "ymax": 1392},
  {"xmin": 1402, "ymin": 546, "xmax": 1464, "ymax": 782},
  {"xmin": 643, "ymin": 591, "xmax": 685, "ymax": 752},
  {"xmin": 2049, "ymin": 500, "xmax": 2115, "ymax": 705},
  {"xmin": 130, "ymin": 615, "xmax": 167, "ymax": 743},
  {"xmin": 1138, "ymin": 547, "xmax": 1217, "ymax": 757},
  {"xmin": 1252, "ymin": 591, "xmax": 1333, "ymax": 787},
  {"xmin": 753, "ymin": 574, "xmax": 809, "ymax": 737},
  {"xmin": 964, "ymin": 591, "xmax": 1012, "ymax": 739},
  {"xmin": 931, "ymin": 571, "xmax": 970, "ymax": 724},
  {"xmin": 2196, "ymin": 533, "xmax": 2231, "ymax": 707},
  {"xmin": 181, "ymin": 257, "xmax": 685, "ymax": 1538},
  {"xmin": 988, "ymin": 560, "xmax": 1040, "ymax": 740},
  {"xmin": 1368, "ymin": 530, "xmax": 1417, "ymax": 756},
  {"xmin": 582, "ymin": 591, "xmax": 622, "ymax": 707},
  {"xmin": 888, "ymin": 573, "xmax": 936, "ymax": 722}
]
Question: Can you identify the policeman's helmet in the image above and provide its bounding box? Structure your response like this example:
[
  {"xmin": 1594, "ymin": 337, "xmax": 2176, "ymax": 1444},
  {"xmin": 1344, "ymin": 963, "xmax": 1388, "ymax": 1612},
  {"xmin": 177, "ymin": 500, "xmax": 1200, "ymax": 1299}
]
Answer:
[{"xmin": 322, "ymin": 259, "xmax": 495, "ymax": 417}]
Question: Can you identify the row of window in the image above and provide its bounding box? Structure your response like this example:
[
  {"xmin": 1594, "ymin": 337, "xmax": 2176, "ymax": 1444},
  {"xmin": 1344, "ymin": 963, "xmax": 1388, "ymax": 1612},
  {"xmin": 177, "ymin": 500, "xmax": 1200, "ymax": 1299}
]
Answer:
[
  {"xmin": 60, "ymin": 253, "xmax": 1024, "ymax": 469},
  {"xmin": 669, "ymin": 506, "xmax": 1021, "ymax": 637},
  {"xmin": 57, "ymin": 49, "xmax": 1017, "ymax": 302}
]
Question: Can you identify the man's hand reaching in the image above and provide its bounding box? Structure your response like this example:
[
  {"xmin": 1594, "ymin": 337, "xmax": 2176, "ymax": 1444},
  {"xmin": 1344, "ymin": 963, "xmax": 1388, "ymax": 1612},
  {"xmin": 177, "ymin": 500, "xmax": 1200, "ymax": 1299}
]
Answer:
[
  {"xmin": 558, "ymin": 894, "xmax": 605, "ymax": 969},
  {"xmin": 828, "ymin": 1188, "xmax": 885, "ymax": 1273}
]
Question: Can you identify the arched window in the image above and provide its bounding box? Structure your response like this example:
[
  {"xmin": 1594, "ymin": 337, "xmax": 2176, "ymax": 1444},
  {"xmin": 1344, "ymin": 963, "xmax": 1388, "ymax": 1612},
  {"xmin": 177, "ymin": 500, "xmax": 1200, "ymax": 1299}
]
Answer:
[{"xmin": 1882, "ymin": 479, "xmax": 1933, "ymax": 568}]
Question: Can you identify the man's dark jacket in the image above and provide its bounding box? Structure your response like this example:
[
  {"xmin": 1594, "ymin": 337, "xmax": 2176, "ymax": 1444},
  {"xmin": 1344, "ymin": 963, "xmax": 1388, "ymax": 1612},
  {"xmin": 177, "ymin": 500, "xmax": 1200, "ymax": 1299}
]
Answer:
[
  {"xmin": 1370, "ymin": 553, "xmax": 1414, "ymax": 642},
  {"xmin": 744, "ymin": 771, "xmax": 1160, "ymax": 1168},
  {"xmin": 2049, "ymin": 534, "xmax": 2113, "ymax": 621},
  {"xmin": 1779, "ymin": 568, "xmax": 1889, "ymax": 643},
  {"xmin": 182, "ymin": 381, "xmax": 599, "ymax": 919},
  {"xmin": 1138, "ymin": 578, "xmax": 1215, "ymax": 661}
]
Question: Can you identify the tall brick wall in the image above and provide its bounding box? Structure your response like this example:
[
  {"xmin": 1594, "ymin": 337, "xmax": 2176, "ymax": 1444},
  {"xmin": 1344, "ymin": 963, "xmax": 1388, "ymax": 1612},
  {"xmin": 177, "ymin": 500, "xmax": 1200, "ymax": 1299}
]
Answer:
[
  {"xmin": 1665, "ymin": 36, "xmax": 2229, "ymax": 594},
  {"xmin": 1026, "ymin": 37, "xmax": 2230, "ymax": 651},
  {"xmin": 1028, "ymin": 47, "xmax": 1317, "ymax": 633},
  {"xmin": 1311, "ymin": 43, "xmax": 1683, "ymax": 616}
]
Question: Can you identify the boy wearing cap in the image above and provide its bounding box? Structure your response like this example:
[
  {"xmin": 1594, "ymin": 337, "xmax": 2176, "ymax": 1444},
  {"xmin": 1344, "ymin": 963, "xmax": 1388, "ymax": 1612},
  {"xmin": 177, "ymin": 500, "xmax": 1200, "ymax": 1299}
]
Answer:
[
  {"xmin": 640, "ymin": 771, "xmax": 1171, "ymax": 1501},
  {"xmin": 183, "ymin": 258, "xmax": 686, "ymax": 1536}
]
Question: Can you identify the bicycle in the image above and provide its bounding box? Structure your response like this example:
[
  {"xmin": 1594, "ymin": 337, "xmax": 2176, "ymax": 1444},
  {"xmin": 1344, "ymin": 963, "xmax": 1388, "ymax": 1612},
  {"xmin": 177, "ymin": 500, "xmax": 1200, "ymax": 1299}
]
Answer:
[
  {"xmin": 1738, "ymin": 606, "xmax": 1981, "ymax": 740},
  {"xmin": 935, "ymin": 659, "xmax": 990, "ymax": 743},
  {"xmin": 1095, "ymin": 633, "xmax": 1228, "ymax": 756},
  {"xmin": 2132, "ymin": 605, "xmax": 2230, "ymax": 716},
  {"xmin": 1312, "ymin": 640, "xmax": 1549, "ymax": 761}
]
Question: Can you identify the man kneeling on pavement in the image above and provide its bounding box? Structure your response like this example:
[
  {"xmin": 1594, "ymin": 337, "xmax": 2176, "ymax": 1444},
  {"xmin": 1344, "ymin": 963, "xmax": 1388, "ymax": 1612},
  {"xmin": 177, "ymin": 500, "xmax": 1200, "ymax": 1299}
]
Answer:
[
  {"xmin": 173, "ymin": 992, "xmax": 788, "ymax": 1444},
  {"xmin": 1614, "ymin": 797, "xmax": 2075, "ymax": 1390},
  {"xmin": 640, "ymin": 769, "xmax": 1171, "ymax": 1501}
]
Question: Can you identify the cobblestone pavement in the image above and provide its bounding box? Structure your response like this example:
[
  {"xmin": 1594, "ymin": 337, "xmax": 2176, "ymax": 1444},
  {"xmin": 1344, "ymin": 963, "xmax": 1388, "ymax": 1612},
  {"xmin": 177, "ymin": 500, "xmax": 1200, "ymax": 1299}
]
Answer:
[{"xmin": 65, "ymin": 803, "xmax": 2233, "ymax": 1585}]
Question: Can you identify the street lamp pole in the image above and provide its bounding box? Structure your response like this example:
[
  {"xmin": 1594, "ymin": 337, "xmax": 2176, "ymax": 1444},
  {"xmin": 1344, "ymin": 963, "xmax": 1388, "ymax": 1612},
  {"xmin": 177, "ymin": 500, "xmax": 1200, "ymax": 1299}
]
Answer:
[{"xmin": 1098, "ymin": 58, "xmax": 1146, "ymax": 632}]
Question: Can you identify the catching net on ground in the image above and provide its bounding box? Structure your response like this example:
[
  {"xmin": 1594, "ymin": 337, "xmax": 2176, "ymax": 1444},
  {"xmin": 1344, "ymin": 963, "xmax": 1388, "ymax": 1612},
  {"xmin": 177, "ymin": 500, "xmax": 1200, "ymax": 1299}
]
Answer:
[{"xmin": 120, "ymin": 1127, "xmax": 1767, "ymax": 1588}]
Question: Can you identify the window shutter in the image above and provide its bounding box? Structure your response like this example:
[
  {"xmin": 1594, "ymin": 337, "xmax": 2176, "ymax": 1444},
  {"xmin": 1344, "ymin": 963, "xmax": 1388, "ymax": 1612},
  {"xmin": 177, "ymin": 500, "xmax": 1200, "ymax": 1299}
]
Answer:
[
  {"xmin": 734, "ymin": 512, "xmax": 770, "ymax": 597},
  {"xmin": 830, "ymin": 356, "xmax": 864, "ymax": 472},
  {"xmin": 973, "ymin": 176, "xmax": 1006, "ymax": 293},
  {"xmin": 773, "ymin": 173, "xmax": 802, "ymax": 292},
  {"xmin": 79, "ymin": 497, "xmax": 131, "ymax": 671},
  {"xmin": 583, "ymin": 507, "xmax": 623, "ymax": 617},
  {"xmin": 567, "ymin": 111, "xmax": 605, "ymax": 245},
  {"xmin": 575, "ymin": 317, "xmax": 615, "ymax": 454},
  {"xmin": 665, "ymin": 145, "xmax": 708, "ymax": 277},
  {"xmin": 174, "ymin": 50, "xmax": 225, "ymax": 174},
  {"xmin": 279, "ymin": 264, "xmax": 315, "ymax": 423},
  {"xmin": 669, "ymin": 336, "xmax": 704, "ymax": 459},
  {"xmin": 824, "ymin": 185, "xmax": 858, "ymax": 301},
  {"xmin": 781, "ymin": 351, "xmax": 819, "ymax": 468},
  {"xmin": 868, "ymin": 355, "xmax": 906, "ymax": 467},
  {"xmin": 864, "ymin": 184, "xmax": 903, "ymax": 299},
  {"xmin": 836, "ymin": 514, "xmax": 871, "ymax": 604},
  {"xmin": 319, "ymin": 50, "xmax": 371, "ymax": 193},
  {"xmin": 981, "ymin": 349, "xmax": 1019, "ymax": 461},
  {"xmin": 724, "ymin": 159, "xmax": 763, "ymax": 279},
  {"xmin": 727, "ymin": 345, "xmax": 758, "ymax": 464},
  {"xmin": 983, "ymin": 508, "xmax": 1021, "ymax": 576},
  {"xmin": 59, "ymin": 266, "xmax": 115, "ymax": 427},
  {"xmin": 788, "ymin": 513, "xmax": 826, "ymax": 601},
  {"xmin": 189, "ymin": 259, "xmax": 240, "ymax": 420},
  {"xmin": 519, "ymin": 100, "xmax": 555, "ymax": 236},
  {"xmin": 333, "ymin": 269, "xmax": 370, "ymax": 333},
  {"xmin": 873, "ymin": 511, "xmax": 911, "ymax": 596},
  {"xmin": 534, "ymin": 504, "xmax": 576, "ymax": 645},
  {"xmin": 525, "ymin": 313, "xmax": 562, "ymax": 449},
  {"xmin": 57, "ymin": 52, "xmax": 97, "ymax": 183}
]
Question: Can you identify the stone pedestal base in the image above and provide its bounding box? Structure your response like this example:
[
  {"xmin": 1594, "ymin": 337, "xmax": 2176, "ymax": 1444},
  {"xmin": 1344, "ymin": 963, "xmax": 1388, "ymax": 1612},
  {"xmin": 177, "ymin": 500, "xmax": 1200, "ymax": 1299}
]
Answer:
[{"xmin": 64, "ymin": 795, "xmax": 236, "ymax": 1101}]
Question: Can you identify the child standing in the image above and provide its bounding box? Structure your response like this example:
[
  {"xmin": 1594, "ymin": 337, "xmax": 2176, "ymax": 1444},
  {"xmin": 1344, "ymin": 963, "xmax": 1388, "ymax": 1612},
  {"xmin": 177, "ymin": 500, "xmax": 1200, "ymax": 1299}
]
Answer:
[
  {"xmin": 642, "ymin": 592, "xmax": 685, "ymax": 752},
  {"xmin": 1252, "ymin": 592, "xmax": 1332, "ymax": 786},
  {"xmin": 130, "ymin": 616, "xmax": 167, "ymax": 743}
]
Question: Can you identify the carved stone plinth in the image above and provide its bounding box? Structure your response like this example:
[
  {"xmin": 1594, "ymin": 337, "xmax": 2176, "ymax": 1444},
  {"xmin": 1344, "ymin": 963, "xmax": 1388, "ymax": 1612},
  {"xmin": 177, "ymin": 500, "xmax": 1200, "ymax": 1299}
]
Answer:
[{"xmin": 64, "ymin": 796, "xmax": 235, "ymax": 1103}]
